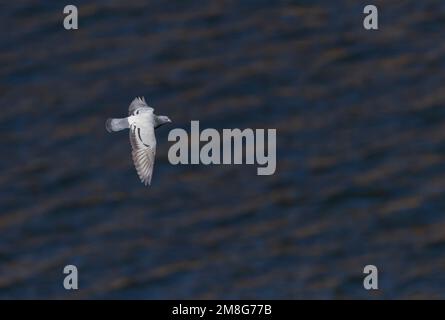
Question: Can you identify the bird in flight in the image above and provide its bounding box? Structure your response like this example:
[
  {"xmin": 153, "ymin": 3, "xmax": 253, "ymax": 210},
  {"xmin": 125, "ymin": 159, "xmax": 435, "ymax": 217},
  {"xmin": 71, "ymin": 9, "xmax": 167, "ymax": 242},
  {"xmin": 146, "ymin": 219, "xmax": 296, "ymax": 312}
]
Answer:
[{"xmin": 106, "ymin": 97, "xmax": 171, "ymax": 186}]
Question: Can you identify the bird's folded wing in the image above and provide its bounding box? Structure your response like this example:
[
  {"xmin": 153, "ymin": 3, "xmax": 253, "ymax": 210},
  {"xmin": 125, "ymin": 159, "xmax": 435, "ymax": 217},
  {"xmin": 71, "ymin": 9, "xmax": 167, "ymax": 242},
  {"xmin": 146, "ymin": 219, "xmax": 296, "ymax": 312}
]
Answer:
[
  {"xmin": 128, "ymin": 97, "xmax": 154, "ymax": 116},
  {"xmin": 129, "ymin": 125, "xmax": 156, "ymax": 186}
]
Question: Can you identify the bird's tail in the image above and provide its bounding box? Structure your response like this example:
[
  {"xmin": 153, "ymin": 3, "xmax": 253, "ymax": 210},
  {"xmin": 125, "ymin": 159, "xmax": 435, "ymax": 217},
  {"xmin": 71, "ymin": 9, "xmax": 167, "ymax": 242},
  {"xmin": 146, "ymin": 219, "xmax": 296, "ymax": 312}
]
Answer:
[{"xmin": 106, "ymin": 118, "xmax": 129, "ymax": 132}]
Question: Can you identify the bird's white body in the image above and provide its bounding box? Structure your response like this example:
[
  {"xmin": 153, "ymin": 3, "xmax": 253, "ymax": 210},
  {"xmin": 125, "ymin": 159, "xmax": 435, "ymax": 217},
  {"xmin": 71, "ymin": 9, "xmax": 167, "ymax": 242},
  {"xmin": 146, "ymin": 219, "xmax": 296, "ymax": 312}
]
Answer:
[{"xmin": 128, "ymin": 113, "xmax": 157, "ymax": 149}]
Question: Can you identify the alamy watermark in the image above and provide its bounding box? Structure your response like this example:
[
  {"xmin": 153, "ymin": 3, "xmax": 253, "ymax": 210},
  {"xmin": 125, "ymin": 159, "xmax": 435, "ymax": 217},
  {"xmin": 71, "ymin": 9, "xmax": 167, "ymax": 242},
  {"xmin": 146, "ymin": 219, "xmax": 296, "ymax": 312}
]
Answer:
[
  {"xmin": 168, "ymin": 121, "xmax": 276, "ymax": 175},
  {"xmin": 63, "ymin": 5, "xmax": 78, "ymax": 30},
  {"xmin": 64, "ymin": 4, "xmax": 379, "ymax": 31},
  {"xmin": 363, "ymin": 5, "xmax": 378, "ymax": 30},
  {"xmin": 63, "ymin": 265, "xmax": 78, "ymax": 290},
  {"xmin": 363, "ymin": 264, "xmax": 378, "ymax": 290}
]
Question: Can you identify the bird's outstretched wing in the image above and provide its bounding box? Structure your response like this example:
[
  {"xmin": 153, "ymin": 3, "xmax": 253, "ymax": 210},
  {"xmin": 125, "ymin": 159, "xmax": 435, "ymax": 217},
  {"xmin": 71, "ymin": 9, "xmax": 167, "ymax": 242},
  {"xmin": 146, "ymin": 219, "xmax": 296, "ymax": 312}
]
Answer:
[
  {"xmin": 129, "ymin": 124, "xmax": 156, "ymax": 186},
  {"xmin": 128, "ymin": 96, "xmax": 154, "ymax": 116}
]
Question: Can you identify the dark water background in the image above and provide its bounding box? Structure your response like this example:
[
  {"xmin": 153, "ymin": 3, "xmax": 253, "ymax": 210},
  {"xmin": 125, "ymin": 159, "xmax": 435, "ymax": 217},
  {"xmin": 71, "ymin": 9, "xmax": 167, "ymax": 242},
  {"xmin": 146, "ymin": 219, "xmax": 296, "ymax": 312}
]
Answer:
[{"xmin": 1, "ymin": 0, "xmax": 445, "ymax": 299}]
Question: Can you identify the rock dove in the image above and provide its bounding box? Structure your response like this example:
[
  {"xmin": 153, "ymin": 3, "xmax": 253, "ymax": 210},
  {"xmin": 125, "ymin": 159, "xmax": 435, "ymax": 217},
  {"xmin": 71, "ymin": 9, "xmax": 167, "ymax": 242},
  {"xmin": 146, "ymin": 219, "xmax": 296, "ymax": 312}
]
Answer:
[{"xmin": 106, "ymin": 97, "xmax": 171, "ymax": 186}]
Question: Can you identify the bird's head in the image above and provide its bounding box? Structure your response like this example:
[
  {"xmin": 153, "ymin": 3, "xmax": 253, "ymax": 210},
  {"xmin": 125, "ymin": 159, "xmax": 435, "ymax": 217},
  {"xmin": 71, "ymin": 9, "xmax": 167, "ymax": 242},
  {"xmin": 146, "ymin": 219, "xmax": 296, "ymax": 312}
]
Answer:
[{"xmin": 154, "ymin": 115, "xmax": 172, "ymax": 128}]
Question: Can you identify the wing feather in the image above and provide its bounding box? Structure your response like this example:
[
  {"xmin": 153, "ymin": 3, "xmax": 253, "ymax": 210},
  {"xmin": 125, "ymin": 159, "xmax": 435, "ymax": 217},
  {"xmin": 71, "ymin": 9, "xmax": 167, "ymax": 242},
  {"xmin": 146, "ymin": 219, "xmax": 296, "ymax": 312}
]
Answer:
[
  {"xmin": 128, "ymin": 96, "xmax": 154, "ymax": 116},
  {"xmin": 129, "ymin": 125, "xmax": 156, "ymax": 186}
]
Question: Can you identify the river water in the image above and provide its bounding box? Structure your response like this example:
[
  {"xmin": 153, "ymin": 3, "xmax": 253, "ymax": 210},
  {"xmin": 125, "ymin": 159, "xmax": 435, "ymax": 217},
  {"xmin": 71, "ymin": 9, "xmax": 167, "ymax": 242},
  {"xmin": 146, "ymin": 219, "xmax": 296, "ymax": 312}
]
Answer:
[{"xmin": 1, "ymin": 0, "xmax": 445, "ymax": 299}]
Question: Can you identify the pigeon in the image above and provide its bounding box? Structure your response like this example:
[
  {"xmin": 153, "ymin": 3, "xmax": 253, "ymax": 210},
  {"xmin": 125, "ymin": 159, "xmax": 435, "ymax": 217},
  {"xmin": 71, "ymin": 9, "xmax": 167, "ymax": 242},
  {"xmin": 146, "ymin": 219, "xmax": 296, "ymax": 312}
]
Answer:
[{"xmin": 106, "ymin": 97, "xmax": 171, "ymax": 186}]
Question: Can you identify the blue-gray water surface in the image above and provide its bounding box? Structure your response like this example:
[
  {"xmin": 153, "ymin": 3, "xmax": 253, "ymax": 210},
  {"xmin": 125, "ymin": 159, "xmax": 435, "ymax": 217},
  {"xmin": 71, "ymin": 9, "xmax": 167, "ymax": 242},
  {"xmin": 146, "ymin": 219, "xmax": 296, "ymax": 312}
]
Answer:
[{"xmin": 1, "ymin": 0, "xmax": 445, "ymax": 299}]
